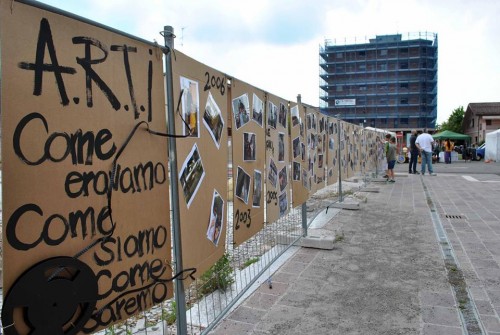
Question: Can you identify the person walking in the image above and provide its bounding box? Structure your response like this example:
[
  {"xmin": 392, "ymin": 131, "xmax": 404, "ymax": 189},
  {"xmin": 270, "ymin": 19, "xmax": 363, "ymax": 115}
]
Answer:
[
  {"xmin": 415, "ymin": 129, "xmax": 436, "ymax": 176},
  {"xmin": 387, "ymin": 136, "xmax": 397, "ymax": 182},
  {"xmin": 444, "ymin": 139, "xmax": 454, "ymax": 164},
  {"xmin": 408, "ymin": 129, "xmax": 419, "ymax": 174}
]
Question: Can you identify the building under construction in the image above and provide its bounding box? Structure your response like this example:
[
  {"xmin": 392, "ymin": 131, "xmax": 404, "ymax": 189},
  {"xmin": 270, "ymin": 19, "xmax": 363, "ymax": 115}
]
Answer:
[{"xmin": 319, "ymin": 33, "xmax": 438, "ymax": 131}]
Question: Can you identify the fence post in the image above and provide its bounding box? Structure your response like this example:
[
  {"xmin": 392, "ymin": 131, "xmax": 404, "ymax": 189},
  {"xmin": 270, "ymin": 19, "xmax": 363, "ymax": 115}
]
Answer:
[{"xmin": 162, "ymin": 25, "xmax": 188, "ymax": 335}]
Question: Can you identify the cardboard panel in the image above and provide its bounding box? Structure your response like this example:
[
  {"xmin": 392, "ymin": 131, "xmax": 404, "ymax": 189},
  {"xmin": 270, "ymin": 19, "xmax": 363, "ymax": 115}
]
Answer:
[
  {"xmin": 315, "ymin": 112, "xmax": 327, "ymax": 190},
  {"xmin": 1, "ymin": 1, "xmax": 171, "ymax": 332},
  {"xmin": 230, "ymin": 79, "xmax": 266, "ymax": 246},
  {"xmin": 171, "ymin": 51, "xmax": 228, "ymax": 279},
  {"xmin": 291, "ymin": 103, "xmax": 309, "ymax": 207},
  {"xmin": 339, "ymin": 121, "xmax": 349, "ymax": 180},
  {"xmin": 326, "ymin": 116, "xmax": 340, "ymax": 186},
  {"xmin": 265, "ymin": 93, "xmax": 290, "ymax": 224}
]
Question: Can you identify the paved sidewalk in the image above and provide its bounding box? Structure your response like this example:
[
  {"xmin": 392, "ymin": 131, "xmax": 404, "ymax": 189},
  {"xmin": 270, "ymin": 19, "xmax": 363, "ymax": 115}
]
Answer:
[{"xmin": 211, "ymin": 162, "xmax": 500, "ymax": 334}]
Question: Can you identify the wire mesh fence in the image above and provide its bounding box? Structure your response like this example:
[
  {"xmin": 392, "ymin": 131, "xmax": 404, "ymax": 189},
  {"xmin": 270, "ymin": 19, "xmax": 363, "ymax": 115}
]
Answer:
[{"xmin": 80, "ymin": 198, "xmax": 304, "ymax": 335}]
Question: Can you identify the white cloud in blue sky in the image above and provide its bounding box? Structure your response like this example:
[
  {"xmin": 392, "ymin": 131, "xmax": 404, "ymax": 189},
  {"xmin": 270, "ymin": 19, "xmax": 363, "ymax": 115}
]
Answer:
[{"xmin": 32, "ymin": 0, "xmax": 500, "ymax": 123}]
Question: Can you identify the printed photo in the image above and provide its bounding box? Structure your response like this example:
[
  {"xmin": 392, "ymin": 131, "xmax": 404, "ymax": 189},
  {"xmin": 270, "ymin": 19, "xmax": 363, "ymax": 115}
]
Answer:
[
  {"xmin": 252, "ymin": 93, "xmax": 264, "ymax": 127},
  {"xmin": 278, "ymin": 103, "xmax": 287, "ymax": 129},
  {"xmin": 279, "ymin": 166, "xmax": 288, "ymax": 192},
  {"xmin": 279, "ymin": 192, "xmax": 288, "ymax": 218},
  {"xmin": 302, "ymin": 168, "xmax": 308, "ymax": 189},
  {"xmin": 252, "ymin": 170, "xmax": 262, "ymax": 208},
  {"xmin": 292, "ymin": 137, "xmax": 301, "ymax": 159},
  {"xmin": 293, "ymin": 162, "xmax": 301, "ymax": 181},
  {"xmin": 268, "ymin": 158, "xmax": 278, "ymax": 188},
  {"xmin": 243, "ymin": 132, "xmax": 256, "ymax": 161},
  {"xmin": 235, "ymin": 166, "xmax": 251, "ymax": 204},
  {"xmin": 180, "ymin": 77, "xmax": 200, "ymax": 138},
  {"xmin": 203, "ymin": 92, "xmax": 224, "ymax": 148},
  {"xmin": 179, "ymin": 143, "xmax": 205, "ymax": 208},
  {"xmin": 206, "ymin": 190, "xmax": 224, "ymax": 246},
  {"xmin": 278, "ymin": 132, "xmax": 285, "ymax": 162},
  {"xmin": 267, "ymin": 101, "xmax": 277, "ymax": 129},
  {"xmin": 232, "ymin": 94, "xmax": 250, "ymax": 130},
  {"xmin": 291, "ymin": 105, "xmax": 300, "ymax": 127}
]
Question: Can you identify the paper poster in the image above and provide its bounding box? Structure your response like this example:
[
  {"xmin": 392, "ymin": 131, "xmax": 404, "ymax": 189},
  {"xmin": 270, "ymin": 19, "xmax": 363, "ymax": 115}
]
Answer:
[
  {"xmin": 0, "ymin": 1, "xmax": 171, "ymax": 332},
  {"xmin": 171, "ymin": 51, "xmax": 228, "ymax": 279},
  {"xmin": 230, "ymin": 79, "xmax": 266, "ymax": 246}
]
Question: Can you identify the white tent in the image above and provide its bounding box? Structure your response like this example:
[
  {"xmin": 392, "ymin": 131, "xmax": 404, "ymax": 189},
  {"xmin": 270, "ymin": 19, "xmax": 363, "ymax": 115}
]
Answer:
[{"xmin": 485, "ymin": 129, "xmax": 500, "ymax": 162}]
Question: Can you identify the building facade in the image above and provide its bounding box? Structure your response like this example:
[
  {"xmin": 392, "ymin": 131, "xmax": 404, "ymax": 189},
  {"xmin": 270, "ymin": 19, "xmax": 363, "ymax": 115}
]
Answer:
[
  {"xmin": 463, "ymin": 102, "xmax": 500, "ymax": 145},
  {"xmin": 319, "ymin": 33, "xmax": 438, "ymax": 131}
]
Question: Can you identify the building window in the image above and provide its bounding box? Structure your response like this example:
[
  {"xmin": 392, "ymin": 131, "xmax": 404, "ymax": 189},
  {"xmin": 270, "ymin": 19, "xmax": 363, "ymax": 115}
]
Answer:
[
  {"xmin": 379, "ymin": 49, "xmax": 388, "ymax": 56},
  {"xmin": 400, "ymin": 98, "xmax": 408, "ymax": 104},
  {"xmin": 422, "ymin": 47, "xmax": 427, "ymax": 54},
  {"xmin": 336, "ymin": 52, "xmax": 343, "ymax": 58},
  {"xmin": 400, "ymin": 48, "xmax": 408, "ymax": 54},
  {"xmin": 358, "ymin": 50, "xmax": 366, "ymax": 57},
  {"xmin": 471, "ymin": 119, "xmax": 474, "ymax": 128},
  {"xmin": 336, "ymin": 85, "xmax": 343, "ymax": 92},
  {"xmin": 335, "ymin": 65, "xmax": 344, "ymax": 73},
  {"xmin": 400, "ymin": 118, "xmax": 409, "ymax": 125},
  {"xmin": 379, "ymin": 98, "xmax": 388, "ymax": 104},
  {"xmin": 400, "ymin": 83, "xmax": 408, "ymax": 89},
  {"xmin": 400, "ymin": 62, "xmax": 408, "ymax": 69},
  {"xmin": 379, "ymin": 84, "xmax": 387, "ymax": 91},
  {"xmin": 486, "ymin": 120, "xmax": 492, "ymax": 126},
  {"xmin": 359, "ymin": 64, "xmax": 366, "ymax": 71},
  {"xmin": 359, "ymin": 85, "xmax": 367, "ymax": 91},
  {"xmin": 379, "ymin": 63, "xmax": 387, "ymax": 71}
]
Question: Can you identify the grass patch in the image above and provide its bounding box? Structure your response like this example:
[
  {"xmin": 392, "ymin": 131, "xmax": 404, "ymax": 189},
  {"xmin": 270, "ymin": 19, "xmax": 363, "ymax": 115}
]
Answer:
[
  {"xmin": 197, "ymin": 253, "xmax": 235, "ymax": 297},
  {"xmin": 241, "ymin": 257, "xmax": 259, "ymax": 269}
]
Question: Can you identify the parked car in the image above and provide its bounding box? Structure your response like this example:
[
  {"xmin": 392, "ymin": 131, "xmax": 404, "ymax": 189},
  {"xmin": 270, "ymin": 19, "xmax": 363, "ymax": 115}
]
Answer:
[{"xmin": 475, "ymin": 143, "xmax": 485, "ymax": 160}]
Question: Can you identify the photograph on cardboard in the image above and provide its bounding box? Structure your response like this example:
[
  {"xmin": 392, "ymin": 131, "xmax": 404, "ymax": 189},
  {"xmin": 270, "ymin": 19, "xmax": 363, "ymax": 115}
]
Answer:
[
  {"xmin": 206, "ymin": 189, "xmax": 224, "ymax": 246},
  {"xmin": 278, "ymin": 165, "xmax": 288, "ymax": 192},
  {"xmin": 292, "ymin": 137, "xmax": 301, "ymax": 159},
  {"xmin": 252, "ymin": 169, "xmax": 262, "ymax": 208},
  {"xmin": 203, "ymin": 92, "xmax": 224, "ymax": 148},
  {"xmin": 232, "ymin": 93, "xmax": 250, "ymax": 130},
  {"xmin": 179, "ymin": 143, "xmax": 205, "ymax": 208},
  {"xmin": 268, "ymin": 158, "xmax": 278, "ymax": 188},
  {"xmin": 291, "ymin": 105, "xmax": 299, "ymax": 127},
  {"xmin": 235, "ymin": 166, "xmax": 251, "ymax": 204},
  {"xmin": 279, "ymin": 191, "xmax": 288, "ymax": 218},
  {"xmin": 267, "ymin": 101, "xmax": 277, "ymax": 129},
  {"xmin": 252, "ymin": 93, "xmax": 264, "ymax": 127},
  {"xmin": 278, "ymin": 102, "xmax": 287, "ymax": 129},
  {"xmin": 243, "ymin": 132, "xmax": 256, "ymax": 161},
  {"xmin": 293, "ymin": 162, "xmax": 301, "ymax": 181},
  {"xmin": 180, "ymin": 76, "xmax": 199, "ymax": 137},
  {"xmin": 278, "ymin": 132, "xmax": 285, "ymax": 162},
  {"xmin": 302, "ymin": 168, "xmax": 308, "ymax": 189}
]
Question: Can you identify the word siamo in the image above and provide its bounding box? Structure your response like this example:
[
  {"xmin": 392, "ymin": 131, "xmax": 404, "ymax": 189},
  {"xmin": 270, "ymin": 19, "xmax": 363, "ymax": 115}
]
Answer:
[{"xmin": 18, "ymin": 18, "xmax": 155, "ymax": 121}]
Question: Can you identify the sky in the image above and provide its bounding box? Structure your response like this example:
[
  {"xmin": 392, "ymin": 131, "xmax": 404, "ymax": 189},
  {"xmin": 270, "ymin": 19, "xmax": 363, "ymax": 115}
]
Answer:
[{"xmin": 33, "ymin": 0, "xmax": 500, "ymax": 124}]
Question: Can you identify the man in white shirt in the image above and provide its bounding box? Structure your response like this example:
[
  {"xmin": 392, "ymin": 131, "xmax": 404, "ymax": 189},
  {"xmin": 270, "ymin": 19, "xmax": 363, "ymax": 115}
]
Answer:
[{"xmin": 415, "ymin": 129, "xmax": 437, "ymax": 176}]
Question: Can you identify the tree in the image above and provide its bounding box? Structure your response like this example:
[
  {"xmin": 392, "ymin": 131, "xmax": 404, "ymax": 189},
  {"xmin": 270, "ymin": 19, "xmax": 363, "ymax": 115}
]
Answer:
[{"xmin": 440, "ymin": 106, "xmax": 464, "ymax": 133}]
